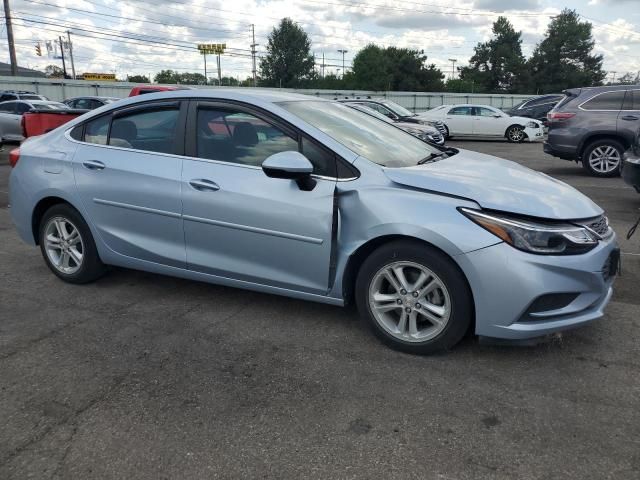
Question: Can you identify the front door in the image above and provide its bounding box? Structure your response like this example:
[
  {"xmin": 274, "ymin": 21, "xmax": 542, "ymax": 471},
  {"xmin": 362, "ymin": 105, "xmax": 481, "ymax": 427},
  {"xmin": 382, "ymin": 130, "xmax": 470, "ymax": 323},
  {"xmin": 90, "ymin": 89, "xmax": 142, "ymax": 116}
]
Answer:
[
  {"xmin": 72, "ymin": 101, "xmax": 187, "ymax": 267},
  {"xmin": 473, "ymin": 106, "xmax": 504, "ymax": 136},
  {"xmin": 619, "ymin": 89, "xmax": 640, "ymax": 145},
  {"xmin": 181, "ymin": 101, "xmax": 336, "ymax": 294}
]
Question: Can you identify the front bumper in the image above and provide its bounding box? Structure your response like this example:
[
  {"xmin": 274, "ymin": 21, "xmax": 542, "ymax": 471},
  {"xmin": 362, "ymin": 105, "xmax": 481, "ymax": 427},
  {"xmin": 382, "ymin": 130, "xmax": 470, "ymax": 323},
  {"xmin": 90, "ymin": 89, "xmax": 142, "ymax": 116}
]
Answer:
[
  {"xmin": 457, "ymin": 234, "xmax": 618, "ymax": 340},
  {"xmin": 621, "ymin": 152, "xmax": 640, "ymax": 193},
  {"xmin": 524, "ymin": 125, "xmax": 544, "ymax": 142}
]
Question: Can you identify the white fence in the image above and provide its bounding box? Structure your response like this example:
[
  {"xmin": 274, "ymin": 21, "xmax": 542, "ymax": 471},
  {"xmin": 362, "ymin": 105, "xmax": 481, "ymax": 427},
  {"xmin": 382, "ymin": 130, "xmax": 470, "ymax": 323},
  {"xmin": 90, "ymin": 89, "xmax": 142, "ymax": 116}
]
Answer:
[{"xmin": 0, "ymin": 76, "xmax": 533, "ymax": 112}]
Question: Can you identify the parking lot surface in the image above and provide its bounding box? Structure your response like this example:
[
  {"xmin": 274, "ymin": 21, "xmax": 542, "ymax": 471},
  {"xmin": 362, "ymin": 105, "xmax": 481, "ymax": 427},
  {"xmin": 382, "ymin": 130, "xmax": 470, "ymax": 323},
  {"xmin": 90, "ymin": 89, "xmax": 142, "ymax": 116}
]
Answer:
[{"xmin": 0, "ymin": 141, "xmax": 639, "ymax": 479}]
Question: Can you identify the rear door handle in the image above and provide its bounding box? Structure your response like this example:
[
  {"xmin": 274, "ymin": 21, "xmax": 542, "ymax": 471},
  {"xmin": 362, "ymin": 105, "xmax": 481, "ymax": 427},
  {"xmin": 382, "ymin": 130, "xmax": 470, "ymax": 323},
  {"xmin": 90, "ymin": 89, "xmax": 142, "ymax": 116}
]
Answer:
[
  {"xmin": 82, "ymin": 160, "xmax": 105, "ymax": 170},
  {"xmin": 621, "ymin": 115, "xmax": 639, "ymax": 121},
  {"xmin": 189, "ymin": 179, "xmax": 220, "ymax": 191}
]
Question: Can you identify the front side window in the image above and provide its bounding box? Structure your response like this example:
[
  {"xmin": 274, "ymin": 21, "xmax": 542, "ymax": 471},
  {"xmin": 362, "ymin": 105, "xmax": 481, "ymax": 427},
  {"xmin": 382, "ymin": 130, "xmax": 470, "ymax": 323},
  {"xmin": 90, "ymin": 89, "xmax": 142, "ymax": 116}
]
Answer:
[
  {"xmin": 109, "ymin": 108, "xmax": 179, "ymax": 153},
  {"xmin": 84, "ymin": 115, "xmax": 110, "ymax": 145},
  {"xmin": 622, "ymin": 90, "xmax": 639, "ymax": 111},
  {"xmin": 196, "ymin": 108, "xmax": 298, "ymax": 167},
  {"xmin": 449, "ymin": 106, "xmax": 472, "ymax": 116},
  {"xmin": 581, "ymin": 91, "xmax": 625, "ymax": 111},
  {"xmin": 279, "ymin": 100, "xmax": 438, "ymax": 168},
  {"xmin": 301, "ymin": 137, "xmax": 336, "ymax": 177},
  {"xmin": 15, "ymin": 103, "xmax": 31, "ymax": 114}
]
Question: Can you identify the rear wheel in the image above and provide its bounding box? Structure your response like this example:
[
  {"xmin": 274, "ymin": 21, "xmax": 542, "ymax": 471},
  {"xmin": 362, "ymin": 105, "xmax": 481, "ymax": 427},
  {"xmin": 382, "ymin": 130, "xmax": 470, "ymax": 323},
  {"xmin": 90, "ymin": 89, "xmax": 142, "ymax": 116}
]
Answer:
[
  {"xmin": 355, "ymin": 241, "xmax": 472, "ymax": 355},
  {"xmin": 582, "ymin": 139, "xmax": 623, "ymax": 177},
  {"xmin": 39, "ymin": 204, "xmax": 106, "ymax": 284}
]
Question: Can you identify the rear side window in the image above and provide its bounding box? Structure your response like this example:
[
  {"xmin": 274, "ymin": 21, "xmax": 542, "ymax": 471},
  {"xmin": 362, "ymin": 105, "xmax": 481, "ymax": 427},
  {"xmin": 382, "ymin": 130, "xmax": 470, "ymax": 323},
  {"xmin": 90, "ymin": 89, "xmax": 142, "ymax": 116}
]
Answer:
[
  {"xmin": 581, "ymin": 91, "xmax": 625, "ymax": 111},
  {"xmin": 84, "ymin": 115, "xmax": 110, "ymax": 145},
  {"xmin": 16, "ymin": 103, "xmax": 30, "ymax": 114},
  {"xmin": 0, "ymin": 101, "xmax": 16, "ymax": 113},
  {"xmin": 109, "ymin": 108, "xmax": 179, "ymax": 154},
  {"xmin": 622, "ymin": 90, "xmax": 639, "ymax": 111}
]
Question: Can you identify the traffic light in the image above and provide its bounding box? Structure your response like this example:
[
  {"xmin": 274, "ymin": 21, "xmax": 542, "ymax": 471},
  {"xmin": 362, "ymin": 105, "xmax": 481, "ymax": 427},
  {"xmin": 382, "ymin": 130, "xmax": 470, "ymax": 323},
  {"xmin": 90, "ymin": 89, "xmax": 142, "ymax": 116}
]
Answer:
[{"xmin": 35, "ymin": 43, "xmax": 42, "ymax": 56}]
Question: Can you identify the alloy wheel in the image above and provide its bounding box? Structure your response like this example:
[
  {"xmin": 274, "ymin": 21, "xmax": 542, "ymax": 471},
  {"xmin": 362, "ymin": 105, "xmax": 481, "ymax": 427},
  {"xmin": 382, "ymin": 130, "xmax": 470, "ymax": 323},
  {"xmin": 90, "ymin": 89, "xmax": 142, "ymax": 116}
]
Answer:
[
  {"xmin": 508, "ymin": 126, "xmax": 525, "ymax": 142},
  {"xmin": 44, "ymin": 216, "xmax": 84, "ymax": 275},
  {"xmin": 588, "ymin": 145, "xmax": 621, "ymax": 174},
  {"xmin": 368, "ymin": 261, "xmax": 451, "ymax": 343}
]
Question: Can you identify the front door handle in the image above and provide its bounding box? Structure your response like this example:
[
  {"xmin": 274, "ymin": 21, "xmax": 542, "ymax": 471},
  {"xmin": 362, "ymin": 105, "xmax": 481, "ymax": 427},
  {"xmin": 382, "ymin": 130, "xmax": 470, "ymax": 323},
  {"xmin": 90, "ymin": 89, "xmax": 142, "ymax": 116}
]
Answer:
[
  {"xmin": 83, "ymin": 160, "xmax": 105, "ymax": 170},
  {"xmin": 189, "ymin": 179, "xmax": 220, "ymax": 192},
  {"xmin": 621, "ymin": 115, "xmax": 639, "ymax": 121}
]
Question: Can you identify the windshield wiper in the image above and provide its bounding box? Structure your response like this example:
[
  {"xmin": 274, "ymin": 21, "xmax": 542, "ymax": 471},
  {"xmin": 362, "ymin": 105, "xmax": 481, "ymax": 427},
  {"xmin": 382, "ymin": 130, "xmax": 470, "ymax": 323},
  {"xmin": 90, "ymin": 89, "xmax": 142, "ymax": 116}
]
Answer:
[{"xmin": 417, "ymin": 148, "xmax": 458, "ymax": 165}]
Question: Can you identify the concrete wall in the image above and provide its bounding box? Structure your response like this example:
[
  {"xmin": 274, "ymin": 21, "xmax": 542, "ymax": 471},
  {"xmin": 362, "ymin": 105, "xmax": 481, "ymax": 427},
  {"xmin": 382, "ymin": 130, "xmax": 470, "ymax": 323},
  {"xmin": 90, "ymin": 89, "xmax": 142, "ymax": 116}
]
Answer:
[{"xmin": 0, "ymin": 76, "xmax": 533, "ymax": 112}]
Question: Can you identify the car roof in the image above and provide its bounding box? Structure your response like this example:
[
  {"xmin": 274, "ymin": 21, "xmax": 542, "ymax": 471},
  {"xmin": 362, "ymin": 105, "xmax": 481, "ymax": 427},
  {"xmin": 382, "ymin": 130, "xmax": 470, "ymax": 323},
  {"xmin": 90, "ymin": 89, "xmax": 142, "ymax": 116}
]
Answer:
[{"xmin": 65, "ymin": 96, "xmax": 119, "ymax": 100}]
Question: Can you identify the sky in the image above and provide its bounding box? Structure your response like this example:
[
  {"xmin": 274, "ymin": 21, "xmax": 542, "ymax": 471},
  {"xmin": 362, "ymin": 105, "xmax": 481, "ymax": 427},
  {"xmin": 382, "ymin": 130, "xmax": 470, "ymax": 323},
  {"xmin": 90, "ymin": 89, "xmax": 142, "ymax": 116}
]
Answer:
[{"xmin": 0, "ymin": 0, "xmax": 639, "ymax": 84}]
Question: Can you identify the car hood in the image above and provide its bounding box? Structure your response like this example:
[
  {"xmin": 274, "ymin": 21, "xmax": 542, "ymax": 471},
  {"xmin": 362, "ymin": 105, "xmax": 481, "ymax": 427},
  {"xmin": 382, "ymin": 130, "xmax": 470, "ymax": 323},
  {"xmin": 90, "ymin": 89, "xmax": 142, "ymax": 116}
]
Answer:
[{"xmin": 383, "ymin": 149, "xmax": 603, "ymax": 220}]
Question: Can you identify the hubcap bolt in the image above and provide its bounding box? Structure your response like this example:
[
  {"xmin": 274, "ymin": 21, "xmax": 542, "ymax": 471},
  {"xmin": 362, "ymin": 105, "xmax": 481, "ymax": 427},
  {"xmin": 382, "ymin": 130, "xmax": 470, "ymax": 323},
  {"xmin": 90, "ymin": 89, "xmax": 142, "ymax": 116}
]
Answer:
[
  {"xmin": 396, "ymin": 299, "xmax": 402, "ymax": 305},
  {"xmin": 400, "ymin": 289, "xmax": 407, "ymax": 295},
  {"xmin": 412, "ymin": 291, "xmax": 419, "ymax": 297},
  {"xmin": 405, "ymin": 307, "xmax": 411, "ymax": 313},
  {"xmin": 415, "ymin": 303, "xmax": 421, "ymax": 309}
]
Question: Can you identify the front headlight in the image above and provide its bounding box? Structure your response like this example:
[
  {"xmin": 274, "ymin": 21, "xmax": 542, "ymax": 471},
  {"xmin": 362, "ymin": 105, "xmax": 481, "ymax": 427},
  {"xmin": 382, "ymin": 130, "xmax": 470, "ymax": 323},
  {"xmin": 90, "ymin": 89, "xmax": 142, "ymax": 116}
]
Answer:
[
  {"xmin": 460, "ymin": 208, "xmax": 599, "ymax": 255},
  {"xmin": 526, "ymin": 121, "xmax": 539, "ymax": 128}
]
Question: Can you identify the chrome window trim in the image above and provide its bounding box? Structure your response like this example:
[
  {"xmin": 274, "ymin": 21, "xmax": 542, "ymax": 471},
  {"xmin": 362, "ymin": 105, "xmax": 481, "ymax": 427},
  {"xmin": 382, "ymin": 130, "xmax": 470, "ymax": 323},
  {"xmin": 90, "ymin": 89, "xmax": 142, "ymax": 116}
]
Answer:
[
  {"xmin": 64, "ymin": 128, "xmax": 358, "ymax": 182},
  {"xmin": 577, "ymin": 89, "xmax": 631, "ymax": 112}
]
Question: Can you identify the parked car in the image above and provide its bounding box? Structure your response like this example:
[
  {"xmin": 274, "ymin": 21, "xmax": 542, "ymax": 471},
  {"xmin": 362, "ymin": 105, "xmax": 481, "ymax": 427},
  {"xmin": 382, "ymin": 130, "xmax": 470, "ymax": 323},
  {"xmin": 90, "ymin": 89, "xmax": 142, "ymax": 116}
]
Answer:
[
  {"xmin": 338, "ymin": 97, "xmax": 449, "ymax": 138},
  {"xmin": 346, "ymin": 103, "xmax": 445, "ymax": 146},
  {"xmin": 63, "ymin": 96, "xmax": 120, "ymax": 110},
  {"xmin": 417, "ymin": 104, "xmax": 544, "ymax": 142},
  {"xmin": 128, "ymin": 85, "xmax": 190, "ymax": 96},
  {"xmin": 545, "ymin": 85, "xmax": 640, "ymax": 177},
  {"xmin": 22, "ymin": 108, "xmax": 90, "ymax": 139},
  {"xmin": 0, "ymin": 100, "xmax": 69, "ymax": 141},
  {"xmin": 622, "ymin": 127, "xmax": 640, "ymax": 193},
  {"xmin": 0, "ymin": 90, "xmax": 48, "ymax": 102},
  {"xmin": 9, "ymin": 90, "xmax": 619, "ymax": 354},
  {"xmin": 506, "ymin": 94, "xmax": 564, "ymax": 123}
]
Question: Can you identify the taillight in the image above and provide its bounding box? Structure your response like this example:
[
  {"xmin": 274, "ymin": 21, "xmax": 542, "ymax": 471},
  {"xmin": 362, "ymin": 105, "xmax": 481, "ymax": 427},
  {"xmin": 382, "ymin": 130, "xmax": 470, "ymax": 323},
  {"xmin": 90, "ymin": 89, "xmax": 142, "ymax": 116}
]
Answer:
[
  {"xmin": 9, "ymin": 148, "xmax": 20, "ymax": 168},
  {"xmin": 547, "ymin": 112, "xmax": 576, "ymax": 122}
]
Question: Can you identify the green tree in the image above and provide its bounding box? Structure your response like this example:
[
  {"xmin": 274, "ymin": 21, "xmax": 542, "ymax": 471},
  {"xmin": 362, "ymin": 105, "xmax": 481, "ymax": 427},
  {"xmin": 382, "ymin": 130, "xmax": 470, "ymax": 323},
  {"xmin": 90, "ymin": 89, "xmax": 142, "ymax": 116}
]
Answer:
[
  {"xmin": 154, "ymin": 69, "xmax": 180, "ymax": 84},
  {"xmin": 127, "ymin": 74, "xmax": 150, "ymax": 83},
  {"xmin": 615, "ymin": 72, "xmax": 637, "ymax": 85},
  {"xmin": 44, "ymin": 64, "xmax": 64, "ymax": 78},
  {"xmin": 458, "ymin": 17, "xmax": 528, "ymax": 93},
  {"xmin": 179, "ymin": 72, "xmax": 206, "ymax": 85},
  {"xmin": 351, "ymin": 45, "xmax": 444, "ymax": 91},
  {"xmin": 528, "ymin": 9, "xmax": 605, "ymax": 93},
  {"xmin": 259, "ymin": 18, "xmax": 316, "ymax": 87}
]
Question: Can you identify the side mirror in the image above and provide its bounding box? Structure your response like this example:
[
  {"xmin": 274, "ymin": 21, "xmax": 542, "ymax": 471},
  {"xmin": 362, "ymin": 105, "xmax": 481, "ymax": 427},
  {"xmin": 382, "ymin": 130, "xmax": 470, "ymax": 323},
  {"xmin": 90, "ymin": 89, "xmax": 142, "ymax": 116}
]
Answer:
[
  {"xmin": 262, "ymin": 151, "xmax": 316, "ymax": 191},
  {"xmin": 492, "ymin": 114, "xmax": 502, "ymax": 118}
]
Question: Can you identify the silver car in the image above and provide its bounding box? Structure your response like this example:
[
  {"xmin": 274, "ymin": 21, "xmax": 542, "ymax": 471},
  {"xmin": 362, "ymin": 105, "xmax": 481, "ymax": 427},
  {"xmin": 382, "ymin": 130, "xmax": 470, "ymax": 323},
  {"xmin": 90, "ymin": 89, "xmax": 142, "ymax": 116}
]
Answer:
[
  {"xmin": 0, "ymin": 100, "xmax": 69, "ymax": 141},
  {"xmin": 8, "ymin": 90, "xmax": 619, "ymax": 354}
]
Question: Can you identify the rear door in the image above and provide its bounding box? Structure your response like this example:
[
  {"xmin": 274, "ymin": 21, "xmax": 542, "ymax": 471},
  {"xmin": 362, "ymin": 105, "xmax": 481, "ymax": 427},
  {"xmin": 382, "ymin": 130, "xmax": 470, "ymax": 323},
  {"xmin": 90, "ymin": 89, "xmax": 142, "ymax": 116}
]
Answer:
[
  {"xmin": 72, "ymin": 100, "xmax": 187, "ymax": 267},
  {"xmin": 444, "ymin": 106, "xmax": 473, "ymax": 135},
  {"xmin": 181, "ymin": 100, "xmax": 336, "ymax": 294},
  {"xmin": 619, "ymin": 89, "xmax": 640, "ymax": 145}
]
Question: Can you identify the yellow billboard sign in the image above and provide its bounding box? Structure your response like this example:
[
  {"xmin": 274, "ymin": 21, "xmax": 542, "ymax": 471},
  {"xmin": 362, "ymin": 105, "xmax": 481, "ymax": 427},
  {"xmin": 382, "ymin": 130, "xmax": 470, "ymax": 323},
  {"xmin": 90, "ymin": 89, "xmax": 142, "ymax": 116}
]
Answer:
[
  {"xmin": 82, "ymin": 73, "xmax": 116, "ymax": 81},
  {"xmin": 198, "ymin": 43, "xmax": 226, "ymax": 55}
]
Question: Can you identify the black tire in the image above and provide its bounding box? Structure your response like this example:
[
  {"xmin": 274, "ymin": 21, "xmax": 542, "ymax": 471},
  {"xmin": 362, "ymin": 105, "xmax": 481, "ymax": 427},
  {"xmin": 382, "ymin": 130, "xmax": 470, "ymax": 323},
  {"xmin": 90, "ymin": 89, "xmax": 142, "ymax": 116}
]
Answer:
[
  {"xmin": 506, "ymin": 125, "xmax": 526, "ymax": 143},
  {"xmin": 355, "ymin": 240, "xmax": 472, "ymax": 355},
  {"xmin": 38, "ymin": 203, "xmax": 106, "ymax": 284},
  {"xmin": 581, "ymin": 139, "xmax": 623, "ymax": 178},
  {"xmin": 443, "ymin": 125, "xmax": 450, "ymax": 139}
]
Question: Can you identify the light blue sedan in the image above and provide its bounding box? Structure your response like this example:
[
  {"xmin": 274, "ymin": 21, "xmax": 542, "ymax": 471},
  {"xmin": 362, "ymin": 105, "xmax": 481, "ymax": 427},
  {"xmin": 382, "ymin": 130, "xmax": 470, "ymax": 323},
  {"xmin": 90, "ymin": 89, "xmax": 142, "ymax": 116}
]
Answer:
[{"xmin": 9, "ymin": 90, "xmax": 619, "ymax": 354}]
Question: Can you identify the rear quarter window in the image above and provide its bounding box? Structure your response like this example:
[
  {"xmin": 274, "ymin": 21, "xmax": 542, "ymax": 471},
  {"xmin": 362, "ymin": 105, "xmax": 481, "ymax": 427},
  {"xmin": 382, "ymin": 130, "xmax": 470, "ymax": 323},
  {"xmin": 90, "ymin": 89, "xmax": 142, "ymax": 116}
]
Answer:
[{"xmin": 581, "ymin": 91, "xmax": 625, "ymax": 111}]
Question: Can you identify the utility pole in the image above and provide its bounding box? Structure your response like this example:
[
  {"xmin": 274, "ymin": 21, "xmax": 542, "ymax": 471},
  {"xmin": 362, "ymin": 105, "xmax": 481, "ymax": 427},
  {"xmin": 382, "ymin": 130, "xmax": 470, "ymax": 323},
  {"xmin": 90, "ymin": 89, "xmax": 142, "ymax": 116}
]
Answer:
[
  {"xmin": 251, "ymin": 24, "xmax": 258, "ymax": 87},
  {"xmin": 610, "ymin": 71, "xmax": 617, "ymax": 84},
  {"xmin": 337, "ymin": 49, "xmax": 347, "ymax": 78},
  {"xmin": 59, "ymin": 36, "xmax": 67, "ymax": 78},
  {"xmin": 3, "ymin": 0, "xmax": 18, "ymax": 75},
  {"xmin": 322, "ymin": 52, "xmax": 325, "ymax": 78},
  {"xmin": 66, "ymin": 31, "xmax": 76, "ymax": 80},
  {"xmin": 448, "ymin": 58, "xmax": 457, "ymax": 80},
  {"xmin": 217, "ymin": 52, "xmax": 221, "ymax": 86},
  {"xmin": 203, "ymin": 52, "xmax": 208, "ymax": 84}
]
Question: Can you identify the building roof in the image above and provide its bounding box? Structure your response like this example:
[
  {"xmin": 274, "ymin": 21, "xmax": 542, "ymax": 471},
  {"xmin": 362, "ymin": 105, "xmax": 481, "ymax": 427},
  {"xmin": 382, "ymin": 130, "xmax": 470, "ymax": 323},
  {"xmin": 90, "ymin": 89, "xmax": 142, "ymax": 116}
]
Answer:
[{"xmin": 0, "ymin": 62, "xmax": 46, "ymax": 78}]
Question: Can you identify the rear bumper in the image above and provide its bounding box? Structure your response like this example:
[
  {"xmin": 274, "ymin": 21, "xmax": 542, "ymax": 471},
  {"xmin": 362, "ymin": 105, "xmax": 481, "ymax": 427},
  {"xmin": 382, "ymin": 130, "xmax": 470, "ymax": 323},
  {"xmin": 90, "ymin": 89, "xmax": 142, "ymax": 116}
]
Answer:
[
  {"xmin": 457, "ymin": 236, "xmax": 619, "ymax": 340},
  {"xmin": 543, "ymin": 141, "xmax": 577, "ymax": 160},
  {"xmin": 622, "ymin": 152, "xmax": 640, "ymax": 193}
]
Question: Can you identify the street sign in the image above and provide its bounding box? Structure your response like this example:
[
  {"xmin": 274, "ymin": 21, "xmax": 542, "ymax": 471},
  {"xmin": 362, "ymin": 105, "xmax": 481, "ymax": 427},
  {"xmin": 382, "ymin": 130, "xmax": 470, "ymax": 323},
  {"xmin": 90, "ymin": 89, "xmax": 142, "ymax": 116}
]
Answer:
[
  {"xmin": 82, "ymin": 73, "xmax": 117, "ymax": 81},
  {"xmin": 197, "ymin": 43, "xmax": 226, "ymax": 55}
]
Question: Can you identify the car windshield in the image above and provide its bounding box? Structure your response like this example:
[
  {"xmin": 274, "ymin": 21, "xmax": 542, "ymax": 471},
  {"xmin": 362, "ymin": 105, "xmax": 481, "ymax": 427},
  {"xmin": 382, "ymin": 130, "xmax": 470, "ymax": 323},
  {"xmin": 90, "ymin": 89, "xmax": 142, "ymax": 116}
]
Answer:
[
  {"xmin": 349, "ymin": 104, "xmax": 394, "ymax": 124},
  {"xmin": 381, "ymin": 100, "xmax": 414, "ymax": 117},
  {"xmin": 279, "ymin": 100, "xmax": 439, "ymax": 167},
  {"xmin": 32, "ymin": 102, "xmax": 68, "ymax": 110}
]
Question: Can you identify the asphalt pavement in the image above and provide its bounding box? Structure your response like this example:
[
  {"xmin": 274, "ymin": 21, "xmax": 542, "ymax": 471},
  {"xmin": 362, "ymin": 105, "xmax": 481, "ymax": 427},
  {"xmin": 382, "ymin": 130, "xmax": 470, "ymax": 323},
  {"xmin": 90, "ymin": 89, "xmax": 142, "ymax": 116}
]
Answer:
[{"xmin": 0, "ymin": 140, "xmax": 638, "ymax": 480}]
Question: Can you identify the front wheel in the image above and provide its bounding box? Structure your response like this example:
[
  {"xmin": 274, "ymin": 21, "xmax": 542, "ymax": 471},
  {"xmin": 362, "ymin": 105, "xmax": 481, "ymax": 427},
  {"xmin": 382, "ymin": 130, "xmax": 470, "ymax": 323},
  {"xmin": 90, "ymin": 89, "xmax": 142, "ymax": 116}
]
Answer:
[
  {"xmin": 355, "ymin": 241, "xmax": 472, "ymax": 355},
  {"xmin": 582, "ymin": 140, "xmax": 623, "ymax": 177},
  {"xmin": 39, "ymin": 204, "xmax": 106, "ymax": 284},
  {"xmin": 506, "ymin": 125, "xmax": 526, "ymax": 143}
]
